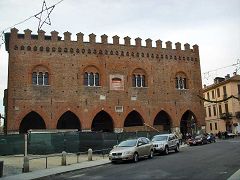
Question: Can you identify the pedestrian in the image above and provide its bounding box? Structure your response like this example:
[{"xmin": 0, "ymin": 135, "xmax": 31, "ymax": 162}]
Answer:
[
  {"xmin": 179, "ymin": 132, "xmax": 183, "ymax": 145},
  {"xmin": 224, "ymin": 131, "xmax": 228, "ymax": 139},
  {"xmin": 217, "ymin": 131, "xmax": 222, "ymax": 139}
]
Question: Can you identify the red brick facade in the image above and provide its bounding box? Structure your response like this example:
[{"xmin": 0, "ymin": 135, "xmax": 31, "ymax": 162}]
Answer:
[{"xmin": 4, "ymin": 28, "xmax": 205, "ymax": 134}]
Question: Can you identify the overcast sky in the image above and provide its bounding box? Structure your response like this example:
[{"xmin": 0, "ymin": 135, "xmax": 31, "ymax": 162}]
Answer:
[{"xmin": 0, "ymin": 0, "xmax": 240, "ymax": 121}]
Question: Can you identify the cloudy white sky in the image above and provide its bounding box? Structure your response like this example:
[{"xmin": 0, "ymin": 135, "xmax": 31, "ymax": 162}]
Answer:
[{"xmin": 0, "ymin": 0, "xmax": 240, "ymax": 122}]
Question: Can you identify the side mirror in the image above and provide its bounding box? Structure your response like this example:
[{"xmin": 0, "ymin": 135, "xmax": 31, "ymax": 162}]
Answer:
[
  {"xmin": 113, "ymin": 145, "xmax": 117, "ymax": 148},
  {"xmin": 137, "ymin": 142, "xmax": 143, "ymax": 147}
]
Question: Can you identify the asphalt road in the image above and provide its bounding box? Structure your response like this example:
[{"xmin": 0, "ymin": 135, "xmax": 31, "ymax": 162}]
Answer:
[{"xmin": 42, "ymin": 137, "xmax": 240, "ymax": 180}]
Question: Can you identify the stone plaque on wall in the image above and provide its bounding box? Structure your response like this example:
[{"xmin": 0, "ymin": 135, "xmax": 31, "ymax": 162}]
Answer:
[{"xmin": 110, "ymin": 74, "xmax": 124, "ymax": 91}]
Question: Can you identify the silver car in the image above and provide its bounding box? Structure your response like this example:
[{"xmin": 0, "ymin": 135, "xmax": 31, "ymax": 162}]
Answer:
[
  {"xmin": 109, "ymin": 137, "xmax": 154, "ymax": 163},
  {"xmin": 152, "ymin": 134, "xmax": 180, "ymax": 155}
]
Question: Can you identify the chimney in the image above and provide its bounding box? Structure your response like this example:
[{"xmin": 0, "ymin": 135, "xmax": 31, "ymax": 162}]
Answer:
[
  {"xmin": 225, "ymin": 74, "xmax": 230, "ymax": 80},
  {"xmin": 214, "ymin": 77, "xmax": 225, "ymax": 84}
]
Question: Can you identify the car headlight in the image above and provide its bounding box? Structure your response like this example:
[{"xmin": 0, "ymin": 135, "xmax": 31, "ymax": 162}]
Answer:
[{"xmin": 123, "ymin": 151, "xmax": 132, "ymax": 155}]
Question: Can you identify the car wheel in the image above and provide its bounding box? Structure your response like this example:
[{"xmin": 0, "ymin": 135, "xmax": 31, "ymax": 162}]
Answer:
[
  {"xmin": 149, "ymin": 150, "xmax": 154, "ymax": 159},
  {"xmin": 133, "ymin": 153, "xmax": 139, "ymax": 163},
  {"xmin": 175, "ymin": 144, "xmax": 179, "ymax": 153},
  {"xmin": 164, "ymin": 146, "xmax": 169, "ymax": 155}
]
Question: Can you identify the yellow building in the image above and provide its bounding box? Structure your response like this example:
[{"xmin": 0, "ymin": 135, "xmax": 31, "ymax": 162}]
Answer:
[{"xmin": 203, "ymin": 74, "xmax": 240, "ymax": 135}]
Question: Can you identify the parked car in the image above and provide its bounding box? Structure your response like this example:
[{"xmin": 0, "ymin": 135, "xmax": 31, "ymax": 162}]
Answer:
[
  {"xmin": 188, "ymin": 134, "xmax": 208, "ymax": 146},
  {"xmin": 151, "ymin": 134, "xmax": 180, "ymax": 155},
  {"xmin": 227, "ymin": 132, "xmax": 236, "ymax": 138},
  {"xmin": 207, "ymin": 133, "xmax": 216, "ymax": 143},
  {"xmin": 109, "ymin": 137, "xmax": 154, "ymax": 163}
]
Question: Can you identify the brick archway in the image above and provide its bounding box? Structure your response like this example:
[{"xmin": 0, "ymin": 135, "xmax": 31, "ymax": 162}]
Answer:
[
  {"xmin": 57, "ymin": 111, "xmax": 81, "ymax": 130},
  {"xmin": 91, "ymin": 110, "xmax": 114, "ymax": 132},
  {"xmin": 19, "ymin": 111, "xmax": 46, "ymax": 133},
  {"xmin": 180, "ymin": 110, "xmax": 198, "ymax": 138},
  {"xmin": 153, "ymin": 110, "xmax": 172, "ymax": 132},
  {"xmin": 123, "ymin": 110, "xmax": 145, "ymax": 132}
]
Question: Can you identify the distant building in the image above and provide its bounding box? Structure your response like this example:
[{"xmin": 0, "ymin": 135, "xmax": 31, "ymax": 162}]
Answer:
[
  {"xmin": 4, "ymin": 28, "xmax": 205, "ymax": 134},
  {"xmin": 203, "ymin": 74, "xmax": 240, "ymax": 134}
]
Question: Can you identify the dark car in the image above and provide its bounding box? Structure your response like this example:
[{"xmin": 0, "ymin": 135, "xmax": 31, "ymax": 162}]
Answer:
[{"xmin": 188, "ymin": 134, "xmax": 208, "ymax": 146}]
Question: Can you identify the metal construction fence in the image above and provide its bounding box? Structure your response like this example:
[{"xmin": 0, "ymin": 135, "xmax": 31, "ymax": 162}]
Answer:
[{"xmin": 0, "ymin": 131, "xmax": 164, "ymax": 155}]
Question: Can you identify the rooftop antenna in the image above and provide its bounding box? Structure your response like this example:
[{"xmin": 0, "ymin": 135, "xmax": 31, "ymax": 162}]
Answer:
[{"xmin": 202, "ymin": 59, "xmax": 240, "ymax": 82}]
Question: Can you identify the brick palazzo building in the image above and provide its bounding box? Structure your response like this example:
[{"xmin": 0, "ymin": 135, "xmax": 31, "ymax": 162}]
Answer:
[{"xmin": 4, "ymin": 28, "xmax": 205, "ymax": 134}]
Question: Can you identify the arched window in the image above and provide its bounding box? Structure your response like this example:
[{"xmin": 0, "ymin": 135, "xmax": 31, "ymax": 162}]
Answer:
[
  {"xmin": 142, "ymin": 75, "xmax": 145, "ymax": 87},
  {"xmin": 32, "ymin": 72, "xmax": 37, "ymax": 84},
  {"xmin": 132, "ymin": 75, "xmax": 136, "ymax": 87},
  {"xmin": 95, "ymin": 73, "xmax": 99, "ymax": 86},
  {"xmin": 84, "ymin": 72, "xmax": 88, "ymax": 86},
  {"xmin": 132, "ymin": 69, "xmax": 147, "ymax": 87},
  {"xmin": 137, "ymin": 75, "xmax": 141, "ymax": 87},
  {"xmin": 84, "ymin": 72, "xmax": 100, "ymax": 87},
  {"xmin": 176, "ymin": 73, "xmax": 187, "ymax": 89},
  {"xmin": 32, "ymin": 66, "xmax": 49, "ymax": 86},
  {"xmin": 44, "ymin": 72, "xmax": 49, "ymax": 85},
  {"xmin": 89, "ymin": 73, "xmax": 94, "ymax": 86},
  {"xmin": 38, "ymin": 72, "xmax": 43, "ymax": 85}
]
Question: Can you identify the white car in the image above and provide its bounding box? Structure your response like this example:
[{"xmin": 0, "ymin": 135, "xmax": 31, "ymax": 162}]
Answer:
[{"xmin": 152, "ymin": 134, "xmax": 180, "ymax": 155}]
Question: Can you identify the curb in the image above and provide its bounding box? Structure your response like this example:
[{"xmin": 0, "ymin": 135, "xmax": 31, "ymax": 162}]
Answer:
[
  {"xmin": 1, "ymin": 159, "xmax": 110, "ymax": 180},
  {"xmin": 228, "ymin": 169, "xmax": 240, "ymax": 180}
]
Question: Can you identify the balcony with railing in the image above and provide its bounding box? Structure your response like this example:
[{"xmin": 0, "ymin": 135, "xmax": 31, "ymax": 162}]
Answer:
[{"xmin": 220, "ymin": 112, "xmax": 232, "ymax": 120}]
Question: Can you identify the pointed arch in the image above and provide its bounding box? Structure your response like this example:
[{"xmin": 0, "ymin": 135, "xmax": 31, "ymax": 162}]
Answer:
[
  {"xmin": 180, "ymin": 110, "xmax": 197, "ymax": 138},
  {"xmin": 153, "ymin": 110, "xmax": 172, "ymax": 132},
  {"xmin": 19, "ymin": 111, "xmax": 46, "ymax": 133},
  {"xmin": 91, "ymin": 111, "xmax": 114, "ymax": 132},
  {"xmin": 57, "ymin": 111, "xmax": 81, "ymax": 130},
  {"xmin": 124, "ymin": 110, "xmax": 144, "ymax": 127}
]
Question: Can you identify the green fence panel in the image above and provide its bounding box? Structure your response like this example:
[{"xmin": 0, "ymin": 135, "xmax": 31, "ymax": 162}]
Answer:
[
  {"xmin": 51, "ymin": 133, "xmax": 65, "ymax": 154},
  {"xmin": 0, "ymin": 134, "xmax": 24, "ymax": 155},
  {"xmin": 78, "ymin": 132, "xmax": 104, "ymax": 152},
  {"xmin": 64, "ymin": 132, "xmax": 80, "ymax": 153},
  {"xmin": 102, "ymin": 133, "xmax": 118, "ymax": 149},
  {"xmin": 28, "ymin": 133, "xmax": 55, "ymax": 154}
]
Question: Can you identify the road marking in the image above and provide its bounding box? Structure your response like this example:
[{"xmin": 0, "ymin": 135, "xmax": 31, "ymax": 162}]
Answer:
[
  {"xmin": 69, "ymin": 173, "xmax": 85, "ymax": 179},
  {"xmin": 228, "ymin": 169, "xmax": 240, "ymax": 180}
]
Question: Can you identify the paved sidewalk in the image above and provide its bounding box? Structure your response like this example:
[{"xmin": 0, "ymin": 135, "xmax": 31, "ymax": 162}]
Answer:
[
  {"xmin": 0, "ymin": 153, "xmax": 108, "ymax": 177},
  {"xmin": 1, "ymin": 144, "xmax": 189, "ymax": 180},
  {"xmin": 1, "ymin": 159, "xmax": 110, "ymax": 180}
]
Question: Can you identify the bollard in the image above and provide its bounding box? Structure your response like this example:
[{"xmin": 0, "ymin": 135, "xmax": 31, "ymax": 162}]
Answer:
[
  {"xmin": 0, "ymin": 161, "xmax": 3, "ymax": 177},
  {"xmin": 61, "ymin": 151, "xmax": 67, "ymax": 166},
  {"xmin": 22, "ymin": 156, "xmax": 29, "ymax": 173},
  {"xmin": 88, "ymin": 148, "xmax": 92, "ymax": 161}
]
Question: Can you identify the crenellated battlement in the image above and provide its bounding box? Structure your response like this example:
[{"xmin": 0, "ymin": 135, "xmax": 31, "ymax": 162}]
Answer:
[{"xmin": 7, "ymin": 28, "xmax": 199, "ymax": 53}]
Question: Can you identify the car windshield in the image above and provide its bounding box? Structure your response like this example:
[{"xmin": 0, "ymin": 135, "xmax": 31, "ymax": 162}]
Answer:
[
  {"xmin": 195, "ymin": 135, "xmax": 202, "ymax": 139},
  {"xmin": 152, "ymin": 135, "xmax": 168, "ymax": 141},
  {"xmin": 118, "ymin": 139, "xmax": 137, "ymax": 147}
]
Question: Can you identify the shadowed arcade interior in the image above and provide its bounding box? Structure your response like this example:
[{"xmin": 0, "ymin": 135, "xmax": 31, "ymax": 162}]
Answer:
[
  {"xmin": 91, "ymin": 111, "xmax": 114, "ymax": 132},
  {"xmin": 153, "ymin": 111, "xmax": 172, "ymax": 132},
  {"xmin": 19, "ymin": 111, "xmax": 46, "ymax": 134},
  {"xmin": 57, "ymin": 111, "xmax": 81, "ymax": 130},
  {"xmin": 180, "ymin": 110, "xmax": 197, "ymax": 138}
]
